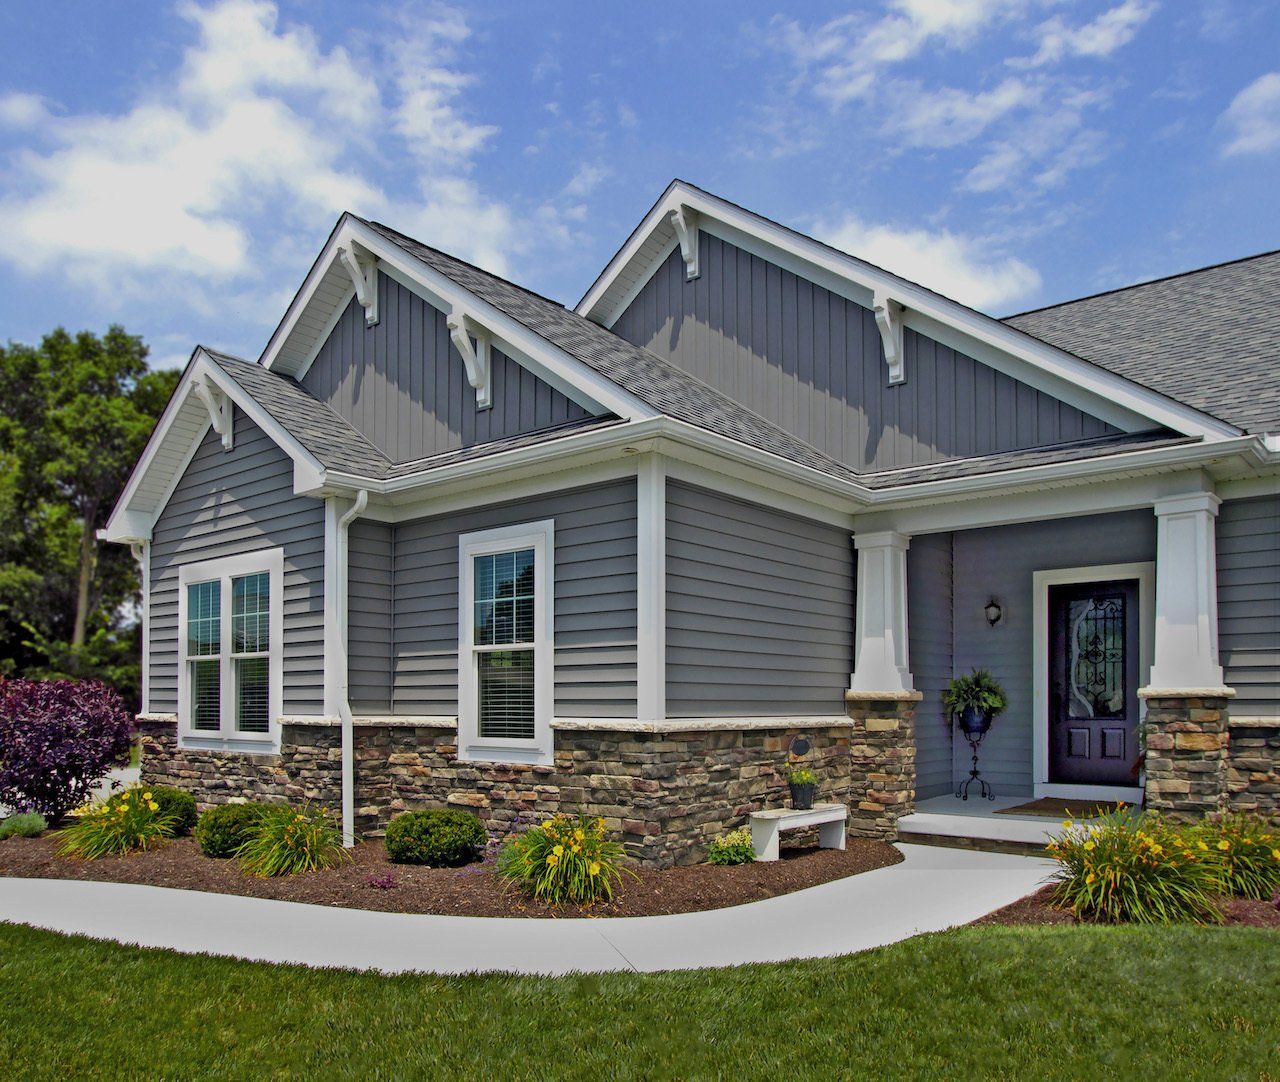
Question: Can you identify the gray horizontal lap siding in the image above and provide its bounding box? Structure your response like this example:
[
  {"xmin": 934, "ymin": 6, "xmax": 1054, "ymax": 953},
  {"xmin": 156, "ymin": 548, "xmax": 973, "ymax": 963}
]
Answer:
[
  {"xmin": 349, "ymin": 520, "xmax": 394, "ymax": 714},
  {"xmin": 614, "ymin": 234, "xmax": 1117, "ymax": 473},
  {"xmin": 302, "ymin": 271, "xmax": 591, "ymax": 464},
  {"xmin": 665, "ymin": 482, "xmax": 853, "ymax": 717},
  {"xmin": 908, "ymin": 533, "xmax": 955, "ymax": 799},
  {"xmin": 149, "ymin": 412, "xmax": 325, "ymax": 715},
  {"xmin": 949, "ymin": 510, "xmax": 1156, "ymax": 794},
  {"xmin": 390, "ymin": 480, "xmax": 638, "ymax": 717},
  {"xmin": 1217, "ymin": 494, "xmax": 1280, "ymax": 716}
]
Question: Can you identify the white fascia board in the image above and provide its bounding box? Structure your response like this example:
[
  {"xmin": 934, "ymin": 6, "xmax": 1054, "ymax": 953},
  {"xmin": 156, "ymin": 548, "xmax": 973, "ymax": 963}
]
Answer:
[
  {"xmin": 262, "ymin": 215, "xmax": 656, "ymax": 424},
  {"xmin": 101, "ymin": 350, "xmax": 326, "ymax": 544},
  {"xmin": 578, "ymin": 182, "xmax": 1239, "ymax": 441}
]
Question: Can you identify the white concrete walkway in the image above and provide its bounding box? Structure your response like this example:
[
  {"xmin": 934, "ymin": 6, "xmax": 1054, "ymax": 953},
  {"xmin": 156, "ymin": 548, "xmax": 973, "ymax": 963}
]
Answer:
[{"xmin": 0, "ymin": 844, "xmax": 1054, "ymax": 976}]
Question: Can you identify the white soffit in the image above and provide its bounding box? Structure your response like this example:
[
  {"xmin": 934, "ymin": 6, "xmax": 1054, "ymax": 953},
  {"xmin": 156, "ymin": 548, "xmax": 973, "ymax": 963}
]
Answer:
[{"xmin": 575, "ymin": 182, "xmax": 1240, "ymax": 441}]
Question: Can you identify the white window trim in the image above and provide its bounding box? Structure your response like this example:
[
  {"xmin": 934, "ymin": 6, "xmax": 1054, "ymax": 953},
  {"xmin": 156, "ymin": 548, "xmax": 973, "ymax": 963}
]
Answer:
[
  {"xmin": 1031, "ymin": 562, "xmax": 1153, "ymax": 803},
  {"xmin": 177, "ymin": 549, "xmax": 285, "ymax": 753},
  {"xmin": 457, "ymin": 520, "xmax": 555, "ymax": 766}
]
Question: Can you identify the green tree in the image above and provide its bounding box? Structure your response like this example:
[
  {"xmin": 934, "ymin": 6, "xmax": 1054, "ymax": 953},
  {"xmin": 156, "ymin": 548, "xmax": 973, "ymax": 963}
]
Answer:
[{"xmin": 0, "ymin": 327, "xmax": 178, "ymax": 703}]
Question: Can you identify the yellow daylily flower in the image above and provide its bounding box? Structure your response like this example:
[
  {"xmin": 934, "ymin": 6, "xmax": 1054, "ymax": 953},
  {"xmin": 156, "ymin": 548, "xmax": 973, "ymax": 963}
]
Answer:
[
  {"xmin": 588, "ymin": 861, "xmax": 601, "ymax": 876},
  {"xmin": 1083, "ymin": 840, "xmax": 1096, "ymax": 852},
  {"xmin": 552, "ymin": 844, "xmax": 564, "ymax": 856},
  {"xmin": 546, "ymin": 853, "xmax": 559, "ymax": 867},
  {"xmin": 142, "ymin": 792, "xmax": 153, "ymax": 801},
  {"xmin": 1217, "ymin": 840, "xmax": 1230, "ymax": 851},
  {"xmin": 148, "ymin": 802, "xmax": 160, "ymax": 812},
  {"xmin": 1085, "ymin": 872, "xmax": 1096, "ymax": 884}
]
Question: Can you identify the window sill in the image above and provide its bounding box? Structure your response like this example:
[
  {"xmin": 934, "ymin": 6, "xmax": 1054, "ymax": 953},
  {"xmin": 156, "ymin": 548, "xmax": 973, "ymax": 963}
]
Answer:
[{"xmin": 179, "ymin": 733, "xmax": 280, "ymax": 755}]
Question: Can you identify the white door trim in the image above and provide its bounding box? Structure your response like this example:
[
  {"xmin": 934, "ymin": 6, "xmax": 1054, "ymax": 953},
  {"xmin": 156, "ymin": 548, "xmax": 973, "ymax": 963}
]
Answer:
[{"xmin": 1032, "ymin": 561, "xmax": 1154, "ymax": 803}]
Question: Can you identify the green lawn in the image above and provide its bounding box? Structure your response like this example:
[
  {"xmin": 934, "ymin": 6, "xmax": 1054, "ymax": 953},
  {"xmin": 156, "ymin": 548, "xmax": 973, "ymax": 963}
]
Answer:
[{"xmin": 1, "ymin": 921, "xmax": 1277, "ymax": 1080}]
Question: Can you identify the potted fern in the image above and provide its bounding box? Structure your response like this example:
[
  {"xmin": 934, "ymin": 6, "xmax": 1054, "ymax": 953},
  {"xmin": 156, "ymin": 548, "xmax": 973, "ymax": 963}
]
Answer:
[
  {"xmin": 941, "ymin": 669, "xmax": 1008, "ymax": 735},
  {"xmin": 787, "ymin": 766, "xmax": 816, "ymax": 810}
]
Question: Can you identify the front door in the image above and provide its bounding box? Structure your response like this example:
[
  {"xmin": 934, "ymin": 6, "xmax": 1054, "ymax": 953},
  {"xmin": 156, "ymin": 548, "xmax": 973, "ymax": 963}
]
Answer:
[{"xmin": 1048, "ymin": 579, "xmax": 1141, "ymax": 786}]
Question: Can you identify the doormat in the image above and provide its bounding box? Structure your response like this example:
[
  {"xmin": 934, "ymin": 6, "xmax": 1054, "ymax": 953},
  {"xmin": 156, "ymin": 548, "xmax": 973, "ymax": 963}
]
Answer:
[{"xmin": 995, "ymin": 797, "xmax": 1132, "ymax": 819}]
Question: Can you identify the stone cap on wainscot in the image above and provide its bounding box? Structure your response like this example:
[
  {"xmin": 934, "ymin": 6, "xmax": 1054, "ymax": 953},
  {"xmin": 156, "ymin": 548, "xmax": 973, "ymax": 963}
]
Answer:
[
  {"xmin": 1138, "ymin": 687, "xmax": 1236, "ymax": 699},
  {"xmin": 843, "ymin": 690, "xmax": 924, "ymax": 703},
  {"xmin": 550, "ymin": 716, "xmax": 854, "ymax": 733}
]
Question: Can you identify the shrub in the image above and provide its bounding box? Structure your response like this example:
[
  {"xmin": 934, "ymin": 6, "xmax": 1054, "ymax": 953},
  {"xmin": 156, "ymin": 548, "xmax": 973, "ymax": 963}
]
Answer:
[
  {"xmin": 56, "ymin": 786, "xmax": 175, "ymax": 859},
  {"xmin": 497, "ymin": 813, "xmax": 633, "ymax": 905},
  {"xmin": 1046, "ymin": 808, "xmax": 1221, "ymax": 924},
  {"xmin": 384, "ymin": 809, "xmax": 486, "ymax": 866},
  {"xmin": 1191, "ymin": 812, "xmax": 1280, "ymax": 900},
  {"xmin": 707, "ymin": 827, "xmax": 756, "ymax": 866},
  {"xmin": 0, "ymin": 678, "xmax": 134, "ymax": 821},
  {"xmin": 237, "ymin": 804, "xmax": 348, "ymax": 877},
  {"xmin": 149, "ymin": 787, "xmax": 198, "ymax": 836},
  {"xmin": 0, "ymin": 812, "xmax": 48, "ymax": 839},
  {"xmin": 195, "ymin": 802, "xmax": 273, "ymax": 858}
]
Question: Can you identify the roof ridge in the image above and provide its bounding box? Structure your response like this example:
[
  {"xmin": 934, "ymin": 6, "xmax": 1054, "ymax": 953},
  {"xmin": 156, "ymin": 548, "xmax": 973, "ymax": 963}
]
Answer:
[
  {"xmin": 360, "ymin": 218, "xmax": 565, "ymax": 308},
  {"xmin": 1003, "ymin": 247, "xmax": 1280, "ymax": 320}
]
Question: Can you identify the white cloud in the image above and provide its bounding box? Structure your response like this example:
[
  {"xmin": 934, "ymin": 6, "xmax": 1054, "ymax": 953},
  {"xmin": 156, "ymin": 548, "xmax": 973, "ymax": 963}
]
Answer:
[
  {"xmin": 772, "ymin": 0, "xmax": 1035, "ymax": 105},
  {"xmin": 1220, "ymin": 72, "xmax": 1280, "ymax": 156},
  {"xmin": 0, "ymin": 92, "xmax": 49, "ymax": 129},
  {"xmin": 563, "ymin": 162, "xmax": 609, "ymax": 198},
  {"xmin": 890, "ymin": 78, "xmax": 1038, "ymax": 148},
  {"xmin": 814, "ymin": 213, "xmax": 1041, "ymax": 310},
  {"xmin": 0, "ymin": 0, "xmax": 519, "ymax": 300},
  {"xmin": 1015, "ymin": 0, "xmax": 1158, "ymax": 68}
]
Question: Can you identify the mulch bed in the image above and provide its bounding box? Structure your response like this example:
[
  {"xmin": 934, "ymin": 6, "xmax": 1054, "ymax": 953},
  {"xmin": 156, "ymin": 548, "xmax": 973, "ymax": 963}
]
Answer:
[
  {"xmin": 0, "ymin": 834, "xmax": 902, "ymax": 919},
  {"xmin": 977, "ymin": 883, "xmax": 1280, "ymax": 929}
]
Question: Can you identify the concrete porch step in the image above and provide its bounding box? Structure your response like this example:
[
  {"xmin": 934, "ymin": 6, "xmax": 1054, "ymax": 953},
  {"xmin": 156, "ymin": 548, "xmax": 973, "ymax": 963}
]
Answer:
[{"xmin": 897, "ymin": 806, "xmax": 1059, "ymax": 858}]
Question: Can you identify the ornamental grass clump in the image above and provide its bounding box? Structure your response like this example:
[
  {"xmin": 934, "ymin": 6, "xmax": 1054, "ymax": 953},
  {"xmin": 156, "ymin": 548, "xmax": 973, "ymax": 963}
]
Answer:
[
  {"xmin": 236, "ymin": 804, "xmax": 348, "ymax": 878},
  {"xmin": 1046, "ymin": 807, "xmax": 1221, "ymax": 925},
  {"xmin": 55, "ymin": 786, "xmax": 176, "ymax": 859},
  {"xmin": 498, "ymin": 813, "xmax": 633, "ymax": 905},
  {"xmin": 0, "ymin": 812, "xmax": 47, "ymax": 839},
  {"xmin": 707, "ymin": 827, "xmax": 756, "ymax": 866},
  {"xmin": 1191, "ymin": 812, "xmax": 1280, "ymax": 900}
]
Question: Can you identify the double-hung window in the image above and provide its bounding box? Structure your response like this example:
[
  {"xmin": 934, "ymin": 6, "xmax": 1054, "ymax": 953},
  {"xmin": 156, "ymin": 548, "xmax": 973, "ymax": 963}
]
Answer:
[
  {"xmin": 177, "ymin": 549, "xmax": 284, "ymax": 749},
  {"xmin": 458, "ymin": 521, "xmax": 553, "ymax": 764}
]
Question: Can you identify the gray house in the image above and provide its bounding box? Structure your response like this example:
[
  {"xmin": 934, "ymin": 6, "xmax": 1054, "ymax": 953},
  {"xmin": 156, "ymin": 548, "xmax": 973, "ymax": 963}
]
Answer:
[{"xmin": 104, "ymin": 181, "xmax": 1280, "ymax": 865}]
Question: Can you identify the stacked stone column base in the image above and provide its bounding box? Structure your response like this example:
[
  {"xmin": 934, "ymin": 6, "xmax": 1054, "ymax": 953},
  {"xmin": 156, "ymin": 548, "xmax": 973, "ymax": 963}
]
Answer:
[
  {"xmin": 844, "ymin": 690, "xmax": 919, "ymax": 839},
  {"xmin": 1140, "ymin": 689, "xmax": 1233, "ymax": 819}
]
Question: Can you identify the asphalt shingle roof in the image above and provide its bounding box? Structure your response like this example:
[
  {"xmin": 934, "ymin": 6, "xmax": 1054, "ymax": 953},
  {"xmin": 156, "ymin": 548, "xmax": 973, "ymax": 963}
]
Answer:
[{"xmin": 1005, "ymin": 250, "xmax": 1280, "ymax": 435}]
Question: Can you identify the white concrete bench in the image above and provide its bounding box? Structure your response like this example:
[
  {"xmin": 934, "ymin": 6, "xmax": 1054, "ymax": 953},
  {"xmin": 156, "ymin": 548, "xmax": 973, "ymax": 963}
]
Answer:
[{"xmin": 749, "ymin": 803, "xmax": 848, "ymax": 862}]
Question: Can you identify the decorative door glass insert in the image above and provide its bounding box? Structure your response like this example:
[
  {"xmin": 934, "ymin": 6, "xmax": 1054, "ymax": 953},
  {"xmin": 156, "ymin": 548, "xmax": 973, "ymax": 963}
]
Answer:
[{"xmin": 1065, "ymin": 590, "xmax": 1126, "ymax": 719}]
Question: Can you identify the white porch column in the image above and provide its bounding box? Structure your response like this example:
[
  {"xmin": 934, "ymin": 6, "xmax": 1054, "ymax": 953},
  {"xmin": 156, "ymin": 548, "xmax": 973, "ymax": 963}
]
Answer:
[
  {"xmin": 850, "ymin": 530, "xmax": 914, "ymax": 694},
  {"xmin": 1147, "ymin": 491, "xmax": 1225, "ymax": 691},
  {"xmin": 636, "ymin": 456, "xmax": 666, "ymax": 722}
]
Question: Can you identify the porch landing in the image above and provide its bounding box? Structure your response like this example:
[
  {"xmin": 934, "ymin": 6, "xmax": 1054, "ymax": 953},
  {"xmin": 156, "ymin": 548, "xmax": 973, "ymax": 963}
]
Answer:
[{"xmin": 898, "ymin": 795, "xmax": 1065, "ymax": 855}]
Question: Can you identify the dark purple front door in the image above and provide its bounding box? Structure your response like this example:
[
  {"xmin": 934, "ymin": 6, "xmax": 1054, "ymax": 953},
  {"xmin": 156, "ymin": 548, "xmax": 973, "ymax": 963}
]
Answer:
[{"xmin": 1048, "ymin": 579, "xmax": 1141, "ymax": 787}]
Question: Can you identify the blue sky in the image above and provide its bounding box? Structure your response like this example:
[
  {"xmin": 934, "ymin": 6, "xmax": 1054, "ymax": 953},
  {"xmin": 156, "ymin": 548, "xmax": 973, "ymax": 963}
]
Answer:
[{"xmin": 1, "ymin": 0, "xmax": 1278, "ymax": 369}]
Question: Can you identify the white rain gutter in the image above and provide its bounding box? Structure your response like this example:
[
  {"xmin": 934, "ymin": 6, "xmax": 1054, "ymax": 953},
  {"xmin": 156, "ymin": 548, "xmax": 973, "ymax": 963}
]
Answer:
[{"xmin": 337, "ymin": 489, "xmax": 368, "ymax": 847}]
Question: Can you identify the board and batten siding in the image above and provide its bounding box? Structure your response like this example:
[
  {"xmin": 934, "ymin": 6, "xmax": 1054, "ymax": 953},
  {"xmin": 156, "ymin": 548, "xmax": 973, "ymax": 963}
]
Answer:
[
  {"xmin": 948, "ymin": 510, "xmax": 1157, "ymax": 794},
  {"xmin": 388, "ymin": 480, "xmax": 638, "ymax": 717},
  {"xmin": 665, "ymin": 482, "xmax": 854, "ymax": 717},
  {"xmin": 1217, "ymin": 493, "xmax": 1280, "ymax": 717},
  {"xmin": 302, "ymin": 271, "xmax": 591, "ymax": 464},
  {"xmin": 613, "ymin": 235, "xmax": 1118, "ymax": 473},
  {"xmin": 149, "ymin": 412, "xmax": 325, "ymax": 715},
  {"xmin": 907, "ymin": 533, "xmax": 955, "ymax": 799}
]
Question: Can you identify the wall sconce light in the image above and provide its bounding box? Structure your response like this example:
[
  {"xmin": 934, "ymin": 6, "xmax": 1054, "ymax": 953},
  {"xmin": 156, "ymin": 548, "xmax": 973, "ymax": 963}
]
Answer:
[{"xmin": 984, "ymin": 598, "xmax": 1003, "ymax": 627}]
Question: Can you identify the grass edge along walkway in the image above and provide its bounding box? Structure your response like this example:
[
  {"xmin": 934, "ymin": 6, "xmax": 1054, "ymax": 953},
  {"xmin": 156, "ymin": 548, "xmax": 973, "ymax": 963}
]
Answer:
[{"xmin": 2, "ymin": 920, "xmax": 1278, "ymax": 1079}]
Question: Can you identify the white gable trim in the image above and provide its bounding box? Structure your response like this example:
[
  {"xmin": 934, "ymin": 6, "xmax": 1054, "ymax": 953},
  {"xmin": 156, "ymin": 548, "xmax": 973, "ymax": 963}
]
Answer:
[
  {"xmin": 101, "ymin": 349, "xmax": 326, "ymax": 544},
  {"xmin": 576, "ymin": 182, "xmax": 1240, "ymax": 441},
  {"xmin": 260, "ymin": 214, "xmax": 659, "ymax": 424}
]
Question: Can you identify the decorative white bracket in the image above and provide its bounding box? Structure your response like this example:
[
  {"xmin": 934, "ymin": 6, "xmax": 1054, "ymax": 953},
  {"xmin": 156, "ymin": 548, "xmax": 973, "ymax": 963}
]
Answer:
[
  {"xmin": 669, "ymin": 205, "xmax": 700, "ymax": 281},
  {"xmin": 873, "ymin": 290, "xmax": 906, "ymax": 385},
  {"xmin": 338, "ymin": 243, "xmax": 379, "ymax": 326},
  {"xmin": 192, "ymin": 376, "xmax": 233, "ymax": 450},
  {"xmin": 447, "ymin": 304, "xmax": 493, "ymax": 410}
]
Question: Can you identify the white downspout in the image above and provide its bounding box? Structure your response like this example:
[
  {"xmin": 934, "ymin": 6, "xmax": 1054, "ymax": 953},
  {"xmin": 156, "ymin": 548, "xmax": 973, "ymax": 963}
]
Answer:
[{"xmin": 337, "ymin": 490, "xmax": 368, "ymax": 847}]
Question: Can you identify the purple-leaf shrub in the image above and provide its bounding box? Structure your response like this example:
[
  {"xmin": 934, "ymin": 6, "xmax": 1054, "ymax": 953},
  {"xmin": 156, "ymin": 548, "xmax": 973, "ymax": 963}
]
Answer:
[{"xmin": 0, "ymin": 678, "xmax": 134, "ymax": 820}]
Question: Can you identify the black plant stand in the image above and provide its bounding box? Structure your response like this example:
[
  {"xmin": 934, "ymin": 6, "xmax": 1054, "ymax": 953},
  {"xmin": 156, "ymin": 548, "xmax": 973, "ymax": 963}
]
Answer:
[{"xmin": 956, "ymin": 730, "xmax": 995, "ymax": 801}]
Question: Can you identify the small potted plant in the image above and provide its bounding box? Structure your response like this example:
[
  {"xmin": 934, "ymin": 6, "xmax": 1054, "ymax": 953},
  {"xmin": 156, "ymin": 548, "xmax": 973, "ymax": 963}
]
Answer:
[
  {"xmin": 787, "ymin": 767, "xmax": 816, "ymax": 810},
  {"xmin": 941, "ymin": 669, "xmax": 1008, "ymax": 735}
]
